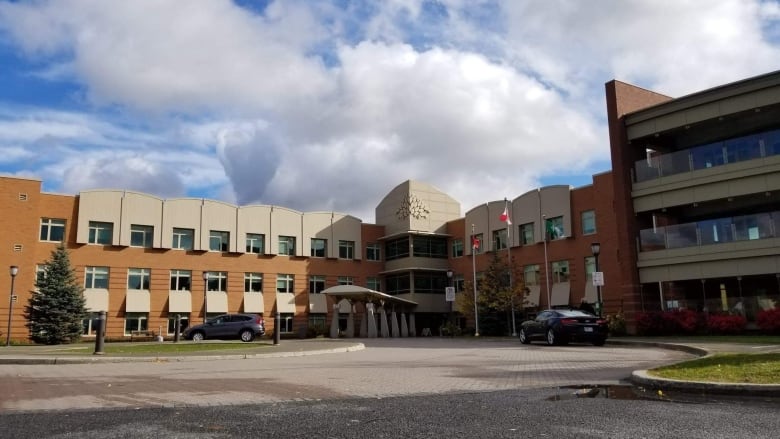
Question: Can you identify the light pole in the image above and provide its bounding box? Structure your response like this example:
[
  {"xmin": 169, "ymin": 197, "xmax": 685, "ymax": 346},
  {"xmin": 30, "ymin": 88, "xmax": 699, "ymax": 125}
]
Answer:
[
  {"xmin": 542, "ymin": 215, "xmax": 551, "ymax": 308},
  {"xmin": 202, "ymin": 271, "xmax": 208, "ymax": 324},
  {"xmin": 6, "ymin": 265, "xmax": 18, "ymax": 347},
  {"xmin": 591, "ymin": 242, "xmax": 602, "ymax": 317},
  {"xmin": 446, "ymin": 269, "xmax": 454, "ymax": 334}
]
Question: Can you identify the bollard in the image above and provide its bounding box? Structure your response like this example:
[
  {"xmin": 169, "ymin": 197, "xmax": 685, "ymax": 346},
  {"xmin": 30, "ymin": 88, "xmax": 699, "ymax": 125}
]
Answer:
[
  {"xmin": 173, "ymin": 314, "xmax": 180, "ymax": 342},
  {"xmin": 93, "ymin": 310, "xmax": 106, "ymax": 355},
  {"xmin": 273, "ymin": 312, "xmax": 280, "ymax": 345}
]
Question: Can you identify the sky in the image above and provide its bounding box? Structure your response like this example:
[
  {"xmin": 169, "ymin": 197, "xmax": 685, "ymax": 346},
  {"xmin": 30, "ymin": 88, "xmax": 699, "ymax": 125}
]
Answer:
[{"xmin": 1, "ymin": 0, "xmax": 779, "ymax": 223}]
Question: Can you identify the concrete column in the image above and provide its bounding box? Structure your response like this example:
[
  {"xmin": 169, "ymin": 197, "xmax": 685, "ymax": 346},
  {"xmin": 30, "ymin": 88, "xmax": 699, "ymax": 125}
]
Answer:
[
  {"xmin": 367, "ymin": 303, "xmax": 378, "ymax": 338},
  {"xmin": 390, "ymin": 310, "xmax": 400, "ymax": 338},
  {"xmin": 329, "ymin": 303, "xmax": 340, "ymax": 338},
  {"xmin": 359, "ymin": 303, "xmax": 368, "ymax": 337},
  {"xmin": 346, "ymin": 302, "xmax": 355, "ymax": 338},
  {"xmin": 379, "ymin": 307, "xmax": 390, "ymax": 338},
  {"xmin": 400, "ymin": 312, "xmax": 409, "ymax": 337},
  {"xmin": 409, "ymin": 313, "xmax": 417, "ymax": 337}
]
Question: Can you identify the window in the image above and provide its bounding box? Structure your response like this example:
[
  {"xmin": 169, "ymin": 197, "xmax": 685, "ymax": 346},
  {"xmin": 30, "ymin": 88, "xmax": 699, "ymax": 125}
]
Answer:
[
  {"xmin": 338, "ymin": 276, "xmax": 353, "ymax": 285},
  {"xmin": 127, "ymin": 268, "xmax": 150, "ymax": 290},
  {"xmin": 524, "ymin": 264, "xmax": 540, "ymax": 286},
  {"xmin": 170, "ymin": 270, "xmax": 191, "ymax": 291},
  {"xmin": 88, "ymin": 221, "xmax": 113, "ymax": 245},
  {"xmin": 551, "ymin": 260, "xmax": 569, "ymax": 283},
  {"xmin": 167, "ymin": 314, "xmax": 189, "ymax": 335},
  {"xmin": 246, "ymin": 233, "xmax": 265, "ymax": 254},
  {"xmin": 130, "ymin": 225, "xmax": 154, "ymax": 248},
  {"xmin": 585, "ymin": 256, "xmax": 596, "ymax": 280},
  {"xmin": 366, "ymin": 243, "xmax": 381, "ymax": 261},
  {"xmin": 278, "ymin": 236, "xmax": 296, "ymax": 255},
  {"xmin": 366, "ymin": 277, "xmax": 380, "ymax": 291},
  {"xmin": 209, "ymin": 230, "xmax": 230, "ymax": 252},
  {"xmin": 311, "ymin": 238, "xmax": 327, "ymax": 257},
  {"xmin": 279, "ymin": 313, "xmax": 294, "ymax": 333},
  {"xmin": 309, "ymin": 314, "xmax": 326, "ymax": 333},
  {"xmin": 545, "ymin": 216, "xmax": 565, "ymax": 240},
  {"xmin": 452, "ymin": 239, "xmax": 464, "ymax": 258},
  {"xmin": 581, "ymin": 210, "xmax": 596, "ymax": 235},
  {"xmin": 82, "ymin": 313, "xmax": 101, "ymax": 336},
  {"xmin": 386, "ymin": 237, "xmax": 410, "ymax": 260},
  {"xmin": 385, "ymin": 273, "xmax": 410, "ymax": 295},
  {"xmin": 124, "ymin": 312, "xmax": 148, "ymax": 335},
  {"xmin": 472, "ymin": 233, "xmax": 484, "ymax": 254},
  {"xmin": 35, "ymin": 264, "xmax": 46, "ymax": 285},
  {"xmin": 339, "ymin": 240, "xmax": 355, "ymax": 259},
  {"xmin": 245, "ymin": 273, "xmax": 263, "ymax": 293},
  {"xmin": 412, "ymin": 236, "xmax": 448, "ymax": 258},
  {"xmin": 493, "ymin": 229, "xmax": 508, "ymax": 250},
  {"xmin": 205, "ymin": 271, "xmax": 227, "ymax": 292},
  {"xmin": 413, "ymin": 272, "xmax": 448, "ymax": 294},
  {"xmin": 40, "ymin": 218, "xmax": 66, "ymax": 242},
  {"xmin": 454, "ymin": 274, "xmax": 465, "ymax": 292},
  {"xmin": 520, "ymin": 223, "xmax": 534, "ymax": 245},
  {"xmin": 309, "ymin": 275, "xmax": 325, "ymax": 294},
  {"xmin": 277, "ymin": 274, "xmax": 294, "ymax": 293},
  {"xmin": 172, "ymin": 228, "xmax": 194, "ymax": 250},
  {"xmin": 85, "ymin": 266, "xmax": 109, "ymax": 289}
]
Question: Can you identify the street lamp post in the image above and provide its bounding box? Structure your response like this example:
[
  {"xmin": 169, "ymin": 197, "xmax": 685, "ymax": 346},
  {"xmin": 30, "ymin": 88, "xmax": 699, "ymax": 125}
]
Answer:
[
  {"xmin": 6, "ymin": 265, "xmax": 18, "ymax": 347},
  {"xmin": 591, "ymin": 242, "xmax": 602, "ymax": 317},
  {"xmin": 542, "ymin": 215, "xmax": 551, "ymax": 308},
  {"xmin": 202, "ymin": 271, "xmax": 208, "ymax": 324},
  {"xmin": 446, "ymin": 269, "xmax": 454, "ymax": 334}
]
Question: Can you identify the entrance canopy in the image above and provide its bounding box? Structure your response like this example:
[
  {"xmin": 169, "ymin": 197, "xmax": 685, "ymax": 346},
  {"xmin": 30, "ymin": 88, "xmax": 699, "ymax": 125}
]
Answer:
[{"xmin": 322, "ymin": 285, "xmax": 418, "ymax": 307}]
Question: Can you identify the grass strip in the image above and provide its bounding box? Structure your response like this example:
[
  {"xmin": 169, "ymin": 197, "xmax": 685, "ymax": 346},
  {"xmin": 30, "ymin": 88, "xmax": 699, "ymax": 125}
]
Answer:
[
  {"xmin": 650, "ymin": 353, "xmax": 780, "ymax": 384},
  {"xmin": 36, "ymin": 342, "xmax": 271, "ymax": 356}
]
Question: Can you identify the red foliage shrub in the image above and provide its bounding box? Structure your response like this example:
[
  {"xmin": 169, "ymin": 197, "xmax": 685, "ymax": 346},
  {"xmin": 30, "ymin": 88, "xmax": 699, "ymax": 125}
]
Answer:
[
  {"xmin": 756, "ymin": 308, "xmax": 780, "ymax": 334},
  {"xmin": 706, "ymin": 314, "xmax": 746, "ymax": 334},
  {"xmin": 636, "ymin": 309, "xmax": 703, "ymax": 336}
]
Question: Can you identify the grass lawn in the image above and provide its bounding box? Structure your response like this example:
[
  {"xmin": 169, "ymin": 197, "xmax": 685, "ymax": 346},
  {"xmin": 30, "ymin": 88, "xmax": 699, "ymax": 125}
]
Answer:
[
  {"xmin": 32, "ymin": 342, "xmax": 272, "ymax": 356},
  {"xmin": 650, "ymin": 353, "xmax": 780, "ymax": 384}
]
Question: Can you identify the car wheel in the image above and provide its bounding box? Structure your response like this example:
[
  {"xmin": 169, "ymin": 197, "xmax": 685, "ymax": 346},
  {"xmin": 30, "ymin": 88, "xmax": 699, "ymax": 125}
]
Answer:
[
  {"xmin": 546, "ymin": 328, "xmax": 557, "ymax": 346},
  {"xmin": 593, "ymin": 337, "xmax": 606, "ymax": 347},
  {"xmin": 239, "ymin": 329, "xmax": 255, "ymax": 342},
  {"xmin": 518, "ymin": 328, "xmax": 530, "ymax": 344},
  {"xmin": 191, "ymin": 331, "xmax": 205, "ymax": 342}
]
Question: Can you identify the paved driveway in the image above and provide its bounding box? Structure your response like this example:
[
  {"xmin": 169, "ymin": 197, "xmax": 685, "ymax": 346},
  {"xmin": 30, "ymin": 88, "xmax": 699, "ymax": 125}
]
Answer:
[{"xmin": 0, "ymin": 338, "xmax": 692, "ymax": 412}]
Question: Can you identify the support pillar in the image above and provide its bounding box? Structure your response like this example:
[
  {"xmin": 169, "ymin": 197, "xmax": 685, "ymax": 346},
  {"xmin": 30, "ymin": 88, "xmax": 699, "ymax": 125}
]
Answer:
[
  {"xmin": 379, "ymin": 307, "xmax": 390, "ymax": 338},
  {"xmin": 329, "ymin": 303, "xmax": 340, "ymax": 338},
  {"xmin": 409, "ymin": 312, "xmax": 417, "ymax": 337},
  {"xmin": 400, "ymin": 312, "xmax": 409, "ymax": 337},
  {"xmin": 346, "ymin": 302, "xmax": 355, "ymax": 338},
  {"xmin": 360, "ymin": 303, "xmax": 368, "ymax": 337},
  {"xmin": 367, "ymin": 303, "xmax": 378, "ymax": 338},
  {"xmin": 390, "ymin": 309, "xmax": 400, "ymax": 338}
]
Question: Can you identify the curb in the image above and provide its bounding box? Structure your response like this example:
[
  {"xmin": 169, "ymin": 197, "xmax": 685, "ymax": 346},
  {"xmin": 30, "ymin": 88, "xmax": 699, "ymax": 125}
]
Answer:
[{"xmin": 606, "ymin": 339, "xmax": 709, "ymax": 356}]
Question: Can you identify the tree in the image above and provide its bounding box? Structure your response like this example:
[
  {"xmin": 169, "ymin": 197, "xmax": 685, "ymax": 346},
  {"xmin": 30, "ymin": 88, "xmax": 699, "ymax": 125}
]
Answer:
[{"xmin": 25, "ymin": 244, "xmax": 88, "ymax": 344}]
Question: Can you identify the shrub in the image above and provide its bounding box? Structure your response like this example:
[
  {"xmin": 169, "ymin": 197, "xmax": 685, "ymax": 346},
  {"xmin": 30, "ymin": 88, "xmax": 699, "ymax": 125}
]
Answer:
[
  {"xmin": 706, "ymin": 314, "xmax": 746, "ymax": 334},
  {"xmin": 606, "ymin": 312, "xmax": 627, "ymax": 336},
  {"xmin": 636, "ymin": 309, "xmax": 703, "ymax": 336},
  {"xmin": 756, "ymin": 308, "xmax": 780, "ymax": 334}
]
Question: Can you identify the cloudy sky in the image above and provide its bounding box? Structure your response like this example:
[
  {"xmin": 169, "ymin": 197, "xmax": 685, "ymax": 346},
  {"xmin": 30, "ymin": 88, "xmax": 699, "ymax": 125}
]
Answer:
[{"xmin": 1, "ymin": 0, "xmax": 779, "ymax": 222}]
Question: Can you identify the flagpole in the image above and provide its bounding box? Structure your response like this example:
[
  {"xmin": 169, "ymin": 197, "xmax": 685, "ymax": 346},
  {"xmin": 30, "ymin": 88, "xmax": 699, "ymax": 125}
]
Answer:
[
  {"xmin": 543, "ymin": 214, "xmax": 552, "ymax": 307},
  {"xmin": 471, "ymin": 223, "xmax": 480, "ymax": 337},
  {"xmin": 506, "ymin": 198, "xmax": 516, "ymax": 336}
]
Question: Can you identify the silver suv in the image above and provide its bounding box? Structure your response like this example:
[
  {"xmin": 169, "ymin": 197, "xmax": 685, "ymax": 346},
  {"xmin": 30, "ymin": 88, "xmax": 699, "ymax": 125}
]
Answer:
[{"xmin": 183, "ymin": 313, "xmax": 266, "ymax": 342}]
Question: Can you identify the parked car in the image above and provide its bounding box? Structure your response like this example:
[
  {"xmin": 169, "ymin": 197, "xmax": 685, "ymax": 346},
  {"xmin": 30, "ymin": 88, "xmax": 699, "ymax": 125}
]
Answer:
[
  {"xmin": 183, "ymin": 313, "xmax": 265, "ymax": 342},
  {"xmin": 518, "ymin": 309, "xmax": 608, "ymax": 346}
]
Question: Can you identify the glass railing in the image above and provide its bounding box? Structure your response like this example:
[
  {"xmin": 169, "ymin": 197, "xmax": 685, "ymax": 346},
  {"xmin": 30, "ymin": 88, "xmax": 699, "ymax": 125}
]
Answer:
[
  {"xmin": 635, "ymin": 128, "xmax": 780, "ymax": 183},
  {"xmin": 639, "ymin": 211, "xmax": 780, "ymax": 251}
]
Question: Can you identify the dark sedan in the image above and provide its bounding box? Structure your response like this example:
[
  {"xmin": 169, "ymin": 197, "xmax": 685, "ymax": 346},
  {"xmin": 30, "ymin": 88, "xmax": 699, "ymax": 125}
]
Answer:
[{"xmin": 518, "ymin": 309, "xmax": 608, "ymax": 346}]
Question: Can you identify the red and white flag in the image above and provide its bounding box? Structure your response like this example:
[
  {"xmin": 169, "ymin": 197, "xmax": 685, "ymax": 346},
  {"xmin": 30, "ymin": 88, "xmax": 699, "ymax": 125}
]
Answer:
[
  {"xmin": 472, "ymin": 236, "xmax": 480, "ymax": 249},
  {"xmin": 500, "ymin": 205, "xmax": 511, "ymax": 225}
]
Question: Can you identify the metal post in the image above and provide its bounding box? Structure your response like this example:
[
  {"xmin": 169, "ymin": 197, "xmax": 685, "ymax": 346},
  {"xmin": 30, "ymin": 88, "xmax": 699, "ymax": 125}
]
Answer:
[
  {"xmin": 93, "ymin": 311, "xmax": 106, "ymax": 355},
  {"xmin": 6, "ymin": 266, "xmax": 18, "ymax": 347},
  {"xmin": 595, "ymin": 252, "xmax": 602, "ymax": 317},
  {"xmin": 447, "ymin": 269, "xmax": 454, "ymax": 336},
  {"xmin": 202, "ymin": 271, "xmax": 208, "ymax": 324},
  {"xmin": 471, "ymin": 224, "xmax": 480, "ymax": 337},
  {"xmin": 542, "ymin": 215, "xmax": 551, "ymax": 308},
  {"xmin": 174, "ymin": 314, "xmax": 181, "ymax": 342},
  {"xmin": 273, "ymin": 312, "xmax": 281, "ymax": 345}
]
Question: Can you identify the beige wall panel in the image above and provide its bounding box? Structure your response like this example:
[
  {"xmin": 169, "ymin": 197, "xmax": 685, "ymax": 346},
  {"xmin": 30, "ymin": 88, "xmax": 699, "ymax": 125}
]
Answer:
[
  {"xmin": 308, "ymin": 293, "xmax": 327, "ymax": 313},
  {"xmin": 737, "ymin": 256, "xmax": 777, "ymax": 276},
  {"xmin": 206, "ymin": 291, "xmax": 228, "ymax": 313},
  {"xmin": 276, "ymin": 292, "xmax": 296, "ymax": 313},
  {"xmin": 550, "ymin": 282, "xmax": 571, "ymax": 306},
  {"xmin": 270, "ymin": 207, "xmax": 302, "ymax": 256},
  {"xmin": 375, "ymin": 181, "xmax": 460, "ymax": 235},
  {"xmin": 699, "ymin": 260, "xmax": 736, "ymax": 278},
  {"xmin": 126, "ymin": 290, "xmax": 151, "ymax": 312},
  {"xmin": 84, "ymin": 289, "xmax": 109, "ymax": 311},
  {"xmin": 633, "ymin": 193, "xmax": 664, "ymax": 213},
  {"xmin": 728, "ymin": 174, "xmax": 767, "ymax": 197},
  {"xmin": 584, "ymin": 280, "xmax": 598, "ymax": 303},
  {"xmin": 383, "ymin": 257, "xmax": 450, "ymax": 273},
  {"xmin": 331, "ymin": 214, "xmax": 362, "ymax": 260},
  {"xmin": 525, "ymin": 285, "xmax": 541, "ymax": 307},
  {"xmin": 667, "ymin": 264, "xmax": 702, "ymax": 280},
  {"xmin": 464, "ymin": 203, "xmax": 488, "ymax": 255},
  {"xmin": 682, "ymin": 103, "xmax": 720, "ymax": 126},
  {"xmin": 120, "ymin": 192, "xmax": 163, "ymax": 247},
  {"xmin": 237, "ymin": 205, "xmax": 272, "ymax": 254},
  {"xmin": 243, "ymin": 292, "xmax": 265, "ymax": 313},
  {"xmin": 513, "ymin": 190, "xmax": 542, "ymax": 228},
  {"xmin": 754, "ymin": 87, "xmax": 780, "ymax": 106},
  {"xmin": 201, "ymin": 200, "xmax": 238, "ymax": 252},
  {"xmin": 693, "ymin": 181, "xmax": 731, "ymax": 201},
  {"xmin": 651, "ymin": 112, "xmax": 688, "ymax": 134},
  {"xmin": 162, "ymin": 199, "xmax": 203, "ymax": 250},
  {"xmin": 375, "ymin": 181, "xmax": 412, "ymax": 235},
  {"xmin": 638, "ymin": 266, "xmax": 670, "ymax": 283},
  {"xmin": 77, "ymin": 191, "xmax": 123, "ymax": 244},
  {"xmin": 402, "ymin": 293, "xmax": 448, "ymax": 313},
  {"xmin": 168, "ymin": 291, "xmax": 193, "ymax": 313},
  {"xmin": 718, "ymin": 93, "xmax": 757, "ymax": 115},
  {"xmin": 303, "ymin": 212, "xmax": 333, "ymax": 258},
  {"xmin": 539, "ymin": 186, "xmax": 572, "ymax": 241},
  {"xmin": 661, "ymin": 188, "xmax": 695, "ymax": 207}
]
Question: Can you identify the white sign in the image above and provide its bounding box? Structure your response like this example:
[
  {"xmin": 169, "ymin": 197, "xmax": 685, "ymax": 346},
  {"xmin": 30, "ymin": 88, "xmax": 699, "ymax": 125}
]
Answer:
[
  {"xmin": 592, "ymin": 272, "xmax": 604, "ymax": 287},
  {"xmin": 445, "ymin": 287, "xmax": 456, "ymax": 302},
  {"xmin": 10, "ymin": 295, "xmax": 17, "ymax": 303}
]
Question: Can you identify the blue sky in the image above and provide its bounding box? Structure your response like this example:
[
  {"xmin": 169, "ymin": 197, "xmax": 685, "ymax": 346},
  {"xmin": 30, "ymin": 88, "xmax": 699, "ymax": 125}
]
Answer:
[{"xmin": 1, "ymin": 0, "xmax": 779, "ymax": 222}]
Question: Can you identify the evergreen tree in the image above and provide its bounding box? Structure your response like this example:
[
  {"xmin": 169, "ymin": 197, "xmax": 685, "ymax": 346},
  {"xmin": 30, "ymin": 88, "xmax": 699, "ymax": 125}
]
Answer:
[{"xmin": 25, "ymin": 244, "xmax": 87, "ymax": 344}]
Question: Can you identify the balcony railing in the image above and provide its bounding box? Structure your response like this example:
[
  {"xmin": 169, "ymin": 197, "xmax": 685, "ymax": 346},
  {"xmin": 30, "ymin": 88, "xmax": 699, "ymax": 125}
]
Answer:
[
  {"xmin": 639, "ymin": 211, "xmax": 780, "ymax": 252},
  {"xmin": 635, "ymin": 128, "xmax": 780, "ymax": 183}
]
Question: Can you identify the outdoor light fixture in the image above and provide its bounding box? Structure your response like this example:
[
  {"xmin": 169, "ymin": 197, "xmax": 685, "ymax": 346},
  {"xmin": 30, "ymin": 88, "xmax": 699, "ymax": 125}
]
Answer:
[
  {"xmin": 6, "ymin": 265, "xmax": 19, "ymax": 347},
  {"xmin": 446, "ymin": 269, "xmax": 454, "ymax": 334},
  {"xmin": 202, "ymin": 271, "xmax": 208, "ymax": 324}
]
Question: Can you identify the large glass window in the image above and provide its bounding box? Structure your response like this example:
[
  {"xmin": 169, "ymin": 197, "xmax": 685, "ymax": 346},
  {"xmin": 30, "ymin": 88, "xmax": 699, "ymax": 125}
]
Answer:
[
  {"xmin": 170, "ymin": 270, "xmax": 191, "ymax": 291},
  {"xmin": 413, "ymin": 272, "xmax": 448, "ymax": 294},
  {"xmin": 246, "ymin": 233, "xmax": 265, "ymax": 254},
  {"xmin": 452, "ymin": 239, "xmax": 464, "ymax": 257},
  {"xmin": 519, "ymin": 223, "xmax": 534, "ymax": 245},
  {"xmin": 209, "ymin": 230, "xmax": 230, "ymax": 252},
  {"xmin": 524, "ymin": 264, "xmax": 540, "ymax": 286},
  {"xmin": 172, "ymin": 228, "xmax": 194, "ymax": 250},
  {"xmin": 585, "ymin": 256, "xmax": 596, "ymax": 280},
  {"xmin": 366, "ymin": 277, "xmax": 380, "ymax": 291},
  {"xmin": 551, "ymin": 260, "xmax": 569, "ymax": 283},
  {"xmin": 277, "ymin": 274, "xmax": 294, "ymax": 293},
  {"xmin": 244, "ymin": 273, "xmax": 263, "ymax": 293},
  {"xmin": 472, "ymin": 233, "xmax": 484, "ymax": 254},
  {"xmin": 82, "ymin": 312, "xmax": 101, "ymax": 336},
  {"xmin": 279, "ymin": 313, "xmax": 294, "ymax": 333},
  {"xmin": 385, "ymin": 237, "xmax": 410, "ymax": 260},
  {"xmin": 124, "ymin": 313, "xmax": 148, "ymax": 335},
  {"xmin": 366, "ymin": 243, "xmax": 381, "ymax": 261},
  {"xmin": 40, "ymin": 218, "xmax": 66, "ymax": 242},
  {"xmin": 545, "ymin": 217, "xmax": 565, "ymax": 240},
  {"xmin": 85, "ymin": 266, "xmax": 109, "ymax": 289},
  {"xmin": 309, "ymin": 275, "xmax": 325, "ymax": 294},
  {"xmin": 278, "ymin": 236, "xmax": 296, "ymax": 256},
  {"xmin": 339, "ymin": 240, "xmax": 355, "ymax": 259},
  {"xmin": 581, "ymin": 210, "xmax": 596, "ymax": 235},
  {"xmin": 205, "ymin": 271, "xmax": 227, "ymax": 292},
  {"xmin": 385, "ymin": 273, "xmax": 411, "ymax": 295},
  {"xmin": 167, "ymin": 315, "xmax": 190, "ymax": 335},
  {"xmin": 130, "ymin": 225, "xmax": 154, "ymax": 248},
  {"xmin": 127, "ymin": 268, "xmax": 150, "ymax": 290},
  {"xmin": 88, "ymin": 221, "xmax": 113, "ymax": 245},
  {"xmin": 338, "ymin": 276, "xmax": 353, "ymax": 285},
  {"xmin": 454, "ymin": 274, "xmax": 465, "ymax": 292},
  {"xmin": 412, "ymin": 236, "xmax": 448, "ymax": 258},
  {"xmin": 311, "ymin": 238, "xmax": 327, "ymax": 257},
  {"xmin": 493, "ymin": 229, "xmax": 508, "ymax": 250}
]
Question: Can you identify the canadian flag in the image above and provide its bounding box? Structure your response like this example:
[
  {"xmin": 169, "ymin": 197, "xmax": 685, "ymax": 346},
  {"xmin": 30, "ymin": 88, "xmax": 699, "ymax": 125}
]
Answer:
[
  {"xmin": 472, "ymin": 236, "xmax": 480, "ymax": 249},
  {"xmin": 500, "ymin": 205, "xmax": 512, "ymax": 225}
]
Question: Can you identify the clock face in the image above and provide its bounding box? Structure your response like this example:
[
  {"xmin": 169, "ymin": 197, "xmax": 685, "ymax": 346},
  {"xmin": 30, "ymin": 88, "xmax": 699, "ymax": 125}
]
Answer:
[{"xmin": 396, "ymin": 194, "xmax": 430, "ymax": 220}]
